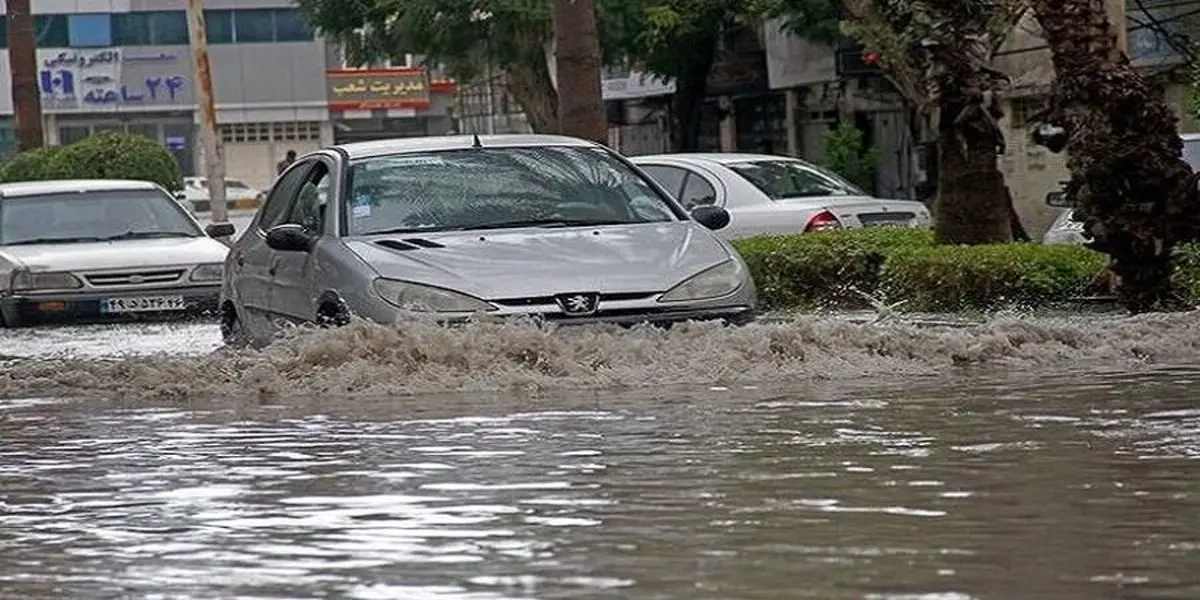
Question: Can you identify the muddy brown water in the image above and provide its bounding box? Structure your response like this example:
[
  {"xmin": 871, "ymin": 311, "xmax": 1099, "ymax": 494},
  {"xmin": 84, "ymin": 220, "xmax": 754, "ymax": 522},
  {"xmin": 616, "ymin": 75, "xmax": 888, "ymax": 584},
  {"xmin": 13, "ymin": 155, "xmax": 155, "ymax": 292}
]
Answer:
[{"xmin": 1, "ymin": 314, "xmax": 1199, "ymax": 598}]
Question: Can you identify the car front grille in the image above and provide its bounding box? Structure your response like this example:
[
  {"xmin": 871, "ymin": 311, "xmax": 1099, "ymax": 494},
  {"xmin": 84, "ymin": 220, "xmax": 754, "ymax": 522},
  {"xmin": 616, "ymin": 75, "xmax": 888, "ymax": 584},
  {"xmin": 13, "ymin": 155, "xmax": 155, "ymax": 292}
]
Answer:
[
  {"xmin": 857, "ymin": 211, "xmax": 916, "ymax": 227},
  {"xmin": 491, "ymin": 292, "xmax": 658, "ymax": 307},
  {"xmin": 83, "ymin": 269, "xmax": 186, "ymax": 287}
]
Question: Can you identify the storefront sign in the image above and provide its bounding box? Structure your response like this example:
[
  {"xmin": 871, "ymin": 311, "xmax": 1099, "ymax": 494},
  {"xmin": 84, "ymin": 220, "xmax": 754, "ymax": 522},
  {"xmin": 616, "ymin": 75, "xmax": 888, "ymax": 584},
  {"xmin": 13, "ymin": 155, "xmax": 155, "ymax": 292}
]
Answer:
[
  {"xmin": 601, "ymin": 71, "xmax": 675, "ymax": 101},
  {"xmin": 326, "ymin": 68, "xmax": 431, "ymax": 110},
  {"xmin": 38, "ymin": 49, "xmax": 189, "ymax": 111}
]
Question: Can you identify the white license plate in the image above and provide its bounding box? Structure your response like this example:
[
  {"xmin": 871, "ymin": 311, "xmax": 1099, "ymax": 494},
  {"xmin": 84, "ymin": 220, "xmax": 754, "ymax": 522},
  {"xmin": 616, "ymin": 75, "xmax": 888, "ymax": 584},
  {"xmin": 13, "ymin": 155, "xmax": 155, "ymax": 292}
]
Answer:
[{"xmin": 100, "ymin": 295, "xmax": 187, "ymax": 313}]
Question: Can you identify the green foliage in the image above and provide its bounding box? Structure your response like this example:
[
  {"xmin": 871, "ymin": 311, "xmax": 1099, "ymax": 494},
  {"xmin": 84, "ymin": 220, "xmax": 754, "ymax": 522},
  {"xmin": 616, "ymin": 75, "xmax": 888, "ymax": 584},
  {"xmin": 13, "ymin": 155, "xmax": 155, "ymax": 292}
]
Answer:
[
  {"xmin": 821, "ymin": 121, "xmax": 881, "ymax": 193},
  {"xmin": 729, "ymin": 228, "xmax": 1186, "ymax": 312},
  {"xmin": 770, "ymin": 0, "xmax": 841, "ymax": 44},
  {"xmin": 36, "ymin": 132, "xmax": 183, "ymax": 192},
  {"xmin": 0, "ymin": 146, "xmax": 63, "ymax": 183}
]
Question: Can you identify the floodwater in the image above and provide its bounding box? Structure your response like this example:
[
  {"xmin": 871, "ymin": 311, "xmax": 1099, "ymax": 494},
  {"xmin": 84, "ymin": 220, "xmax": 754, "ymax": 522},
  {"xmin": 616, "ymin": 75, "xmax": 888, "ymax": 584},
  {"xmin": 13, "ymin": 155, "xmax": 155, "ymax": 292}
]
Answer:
[{"xmin": 2, "ymin": 313, "xmax": 1199, "ymax": 599}]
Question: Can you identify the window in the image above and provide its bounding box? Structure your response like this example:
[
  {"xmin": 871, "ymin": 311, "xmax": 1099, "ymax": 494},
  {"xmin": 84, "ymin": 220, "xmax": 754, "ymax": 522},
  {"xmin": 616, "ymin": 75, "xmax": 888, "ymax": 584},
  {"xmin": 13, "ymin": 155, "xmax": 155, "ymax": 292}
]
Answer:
[
  {"xmin": 34, "ymin": 15, "xmax": 69, "ymax": 48},
  {"xmin": 287, "ymin": 164, "xmax": 331, "ymax": 234},
  {"xmin": 0, "ymin": 17, "xmax": 7, "ymax": 47},
  {"xmin": 727, "ymin": 159, "xmax": 865, "ymax": 200},
  {"xmin": 680, "ymin": 173, "xmax": 718, "ymax": 208},
  {"xmin": 344, "ymin": 146, "xmax": 680, "ymax": 236},
  {"xmin": 205, "ymin": 10, "xmax": 234, "ymax": 44},
  {"xmin": 638, "ymin": 165, "xmax": 687, "ymax": 197},
  {"xmin": 0, "ymin": 190, "xmax": 202, "ymax": 245},
  {"xmin": 59, "ymin": 126, "xmax": 91, "ymax": 145},
  {"xmin": 68, "ymin": 13, "xmax": 112, "ymax": 47},
  {"xmin": 111, "ymin": 11, "xmax": 188, "ymax": 45},
  {"xmin": 233, "ymin": 9, "xmax": 275, "ymax": 43},
  {"xmin": 259, "ymin": 162, "xmax": 313, "ymax": 231},
  {"xmin": 272, "ymin": 9, "xmax": 313, "ymax": 42}
]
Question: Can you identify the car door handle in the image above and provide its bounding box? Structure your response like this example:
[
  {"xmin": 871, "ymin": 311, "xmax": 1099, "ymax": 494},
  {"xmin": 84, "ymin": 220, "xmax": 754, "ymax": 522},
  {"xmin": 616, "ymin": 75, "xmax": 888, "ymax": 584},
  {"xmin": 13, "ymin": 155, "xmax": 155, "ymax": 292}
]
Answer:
[
  {"xmin": 268, "ymin": 265, "xmax": 277, "ymax": 275},
  {"xmin": 235, "ymin": 253, "xmax": 245, "ymax": 267}
]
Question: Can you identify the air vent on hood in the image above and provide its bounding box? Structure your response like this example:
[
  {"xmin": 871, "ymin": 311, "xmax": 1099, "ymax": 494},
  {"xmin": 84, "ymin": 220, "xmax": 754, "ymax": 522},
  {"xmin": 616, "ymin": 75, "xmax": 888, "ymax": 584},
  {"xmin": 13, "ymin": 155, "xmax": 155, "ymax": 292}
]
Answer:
[{"xmin": 375, "ymin": 238, "xmax": 447, "ymax": 251}]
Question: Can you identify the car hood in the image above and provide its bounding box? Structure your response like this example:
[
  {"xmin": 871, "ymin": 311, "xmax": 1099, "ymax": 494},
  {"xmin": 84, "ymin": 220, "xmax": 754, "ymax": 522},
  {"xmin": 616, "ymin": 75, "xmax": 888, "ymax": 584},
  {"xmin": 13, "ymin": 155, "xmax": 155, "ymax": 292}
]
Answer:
[
  {"xmin": 344, "ymin": 221, "xmax": 733, "ymax": 299},
  {"xmin": 0, "ymin": 237, "xmax": 230, "ymax": 271}
]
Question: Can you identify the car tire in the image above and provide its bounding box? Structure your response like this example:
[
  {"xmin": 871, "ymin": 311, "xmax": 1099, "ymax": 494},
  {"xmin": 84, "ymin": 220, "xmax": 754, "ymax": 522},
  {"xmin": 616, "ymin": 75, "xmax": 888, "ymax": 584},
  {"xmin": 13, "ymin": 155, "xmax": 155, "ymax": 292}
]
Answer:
[
  {"xmin": 315, "ymin": 301, "xmax": 350, "ymax": 328},
  {"xmin": 220, "ymin": 303, "xmax": 250, "ymax": 347}
]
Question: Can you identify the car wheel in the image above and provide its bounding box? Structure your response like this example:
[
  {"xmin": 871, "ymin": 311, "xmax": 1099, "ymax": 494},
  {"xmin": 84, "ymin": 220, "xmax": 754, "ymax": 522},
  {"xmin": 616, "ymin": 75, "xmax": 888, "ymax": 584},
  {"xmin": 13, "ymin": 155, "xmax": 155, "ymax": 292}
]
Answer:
[
  {"xmin": 315, "ymin": 301, "xmax": 350, "ymax": 328},
  {"xmin": 220, "ymin": 302, "xmax": 250, "ymax": 347}
]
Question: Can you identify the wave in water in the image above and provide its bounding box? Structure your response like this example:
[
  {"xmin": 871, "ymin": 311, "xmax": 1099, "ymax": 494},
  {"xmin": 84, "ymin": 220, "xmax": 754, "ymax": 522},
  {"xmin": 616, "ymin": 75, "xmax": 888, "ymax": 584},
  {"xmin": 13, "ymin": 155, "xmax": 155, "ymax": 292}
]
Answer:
[{"xmin": 2, "ymin": 312, "xmax": 1198, "ymax": 400}]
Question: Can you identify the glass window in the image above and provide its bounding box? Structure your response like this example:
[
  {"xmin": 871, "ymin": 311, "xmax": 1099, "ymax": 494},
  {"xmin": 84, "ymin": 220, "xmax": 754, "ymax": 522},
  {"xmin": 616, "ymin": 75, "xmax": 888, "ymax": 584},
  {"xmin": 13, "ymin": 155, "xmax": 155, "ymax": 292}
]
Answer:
[
  {"xmin": 726, "ymin": 159, "xmax": 866, "ymax": 200},
  {"xmin": 259, "ymin": 162, "xmax": 313, "ymax": 231},
  {"xmin": 638, "ymin": 164, "xmax": 687, "ymax": 197},
  {"xmin": 112, "ymin": 13, "xmax": 150, "ymax": 45},
  {"xmin": 680, "ymin": 173, "xmax": 718, "ymax": 208},
  {"xmin": 205, "ymin": 10, "xmax": 234, "ymax": 44},
  {"xmin": 59, "ymin": 126, "xmax": 91, "ymax": 145},
  {"xmin": 68, "ymin": 13, "xmax": 112, "ymax": 47},
  {"xmin": 34, "ymin": 15, "xmax": 69, "ymax": 48},
  {"xmin": 126, "ymin": 123, "xmax": 159, "ymax": 141},
  {"xmin": 287, "ymin": 164, "xmax": 331, "ymax": 234},
  {"xmin": 233, "ymin": 9, "xmax": 275, "ymax": 43},
  {"xmin": 343, "ymin": 146, "xmax": 681, "ymax": 236},
  {"xmin": 149, "ymin": 11, "xmax": 189, "ymax": 45},
  {"xmin": 0, "ymin": 189, "xmax": 203, "ymax": 245},
  {"xmin": 0, "ymin": 17, "xmax": 7, "ymax": 47},
  {"xmin": 272, "ymin": 9, "xmax": 313, "ymax": 42},
  {"xmin": 1183, "ymin": 139, "xmax": 1200, "ymax": 172}
]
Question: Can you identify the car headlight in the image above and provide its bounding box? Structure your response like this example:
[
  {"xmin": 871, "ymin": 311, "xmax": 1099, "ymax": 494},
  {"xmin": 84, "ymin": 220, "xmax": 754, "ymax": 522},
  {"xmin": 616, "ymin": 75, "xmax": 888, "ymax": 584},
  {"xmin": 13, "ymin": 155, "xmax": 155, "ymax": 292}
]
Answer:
[
  {"xmin": 190, "ymin": 263, "xmax": 224, "ymax": 282},
  {"xmin": 658, "ymin": 259, "xmax": 744, "ymax": 303},
  {"xmin": 373, "ymin": 278, "xmax": 497, "ymax": 313},
  {"xmin": 10, "ymin": 270, "xmax": 83, "ymax": 291}
]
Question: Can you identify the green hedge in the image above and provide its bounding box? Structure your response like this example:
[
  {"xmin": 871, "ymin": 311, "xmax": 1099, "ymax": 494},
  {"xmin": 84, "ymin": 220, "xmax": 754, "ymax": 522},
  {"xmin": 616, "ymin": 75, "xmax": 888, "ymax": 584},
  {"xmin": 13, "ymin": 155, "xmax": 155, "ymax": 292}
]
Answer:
[
  {"xmin": 0, "ymin": 131, "xmax": 182, "ymax": 191},
  {"xmin": 732, "ymin": 228, "xmax": 1200, "ymax": 312}
]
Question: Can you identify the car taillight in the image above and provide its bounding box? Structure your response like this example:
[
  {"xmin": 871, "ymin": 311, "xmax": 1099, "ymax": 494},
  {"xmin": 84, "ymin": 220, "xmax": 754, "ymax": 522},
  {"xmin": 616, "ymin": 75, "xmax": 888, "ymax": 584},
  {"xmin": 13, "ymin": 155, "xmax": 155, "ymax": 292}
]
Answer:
[{"xmin": 805, "ymin": 210, "xmax": 842, "ymax": 232}]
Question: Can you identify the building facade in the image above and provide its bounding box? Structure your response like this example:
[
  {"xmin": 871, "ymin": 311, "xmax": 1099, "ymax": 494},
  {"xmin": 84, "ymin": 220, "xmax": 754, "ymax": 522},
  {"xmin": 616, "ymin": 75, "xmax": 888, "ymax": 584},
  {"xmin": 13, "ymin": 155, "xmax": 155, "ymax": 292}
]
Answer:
[{"xmin": 0, "ymin": 0, "xmax": 332, "ymax": 191}]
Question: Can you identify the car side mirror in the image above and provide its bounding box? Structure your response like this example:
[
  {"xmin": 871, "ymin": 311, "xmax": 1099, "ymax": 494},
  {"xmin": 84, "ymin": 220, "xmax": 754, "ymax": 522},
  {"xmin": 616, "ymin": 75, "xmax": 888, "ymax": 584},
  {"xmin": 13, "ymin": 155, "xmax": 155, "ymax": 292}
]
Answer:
[
  {"xmin": 691, "ymin": 205, "xmax": 730, "ymax": 230},
  {"xmin": 1045, "ymin": 190, "xmax": 1076, "ymax": 208},
  {"xmin": 205, "ymin": 222, "xmax": 236, "ymax": 238},
  {"xmin": 265, "ymin": 224, "xmax": 315, "ymax": 252}
]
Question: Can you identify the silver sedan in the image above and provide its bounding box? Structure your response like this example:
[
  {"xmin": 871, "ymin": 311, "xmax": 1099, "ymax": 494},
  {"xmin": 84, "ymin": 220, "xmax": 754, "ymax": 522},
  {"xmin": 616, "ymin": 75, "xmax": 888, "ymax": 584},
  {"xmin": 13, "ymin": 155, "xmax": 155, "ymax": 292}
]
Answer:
[
  {"xmin": 629, "ymin": 153, "xmax": 932, "ymax": 239},
  {"xmin": 219, "ymin": 134, "xmax": 758, "ymax": 346},
  {"xmin": 0, "ymin": 179, "xmax": 232, "ymax": 327}
]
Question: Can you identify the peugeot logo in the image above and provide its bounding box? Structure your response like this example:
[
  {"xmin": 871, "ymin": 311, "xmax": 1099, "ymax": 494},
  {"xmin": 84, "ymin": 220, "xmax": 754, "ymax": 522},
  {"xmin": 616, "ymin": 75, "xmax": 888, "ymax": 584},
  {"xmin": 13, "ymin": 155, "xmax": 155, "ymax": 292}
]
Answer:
[
  {"xmin": 128, "ymin": 275, "xmax": 145, "ymax": 284},
  {"xmin": 555, "ymin": 292, "xmax": 600, "ymax": 316}
]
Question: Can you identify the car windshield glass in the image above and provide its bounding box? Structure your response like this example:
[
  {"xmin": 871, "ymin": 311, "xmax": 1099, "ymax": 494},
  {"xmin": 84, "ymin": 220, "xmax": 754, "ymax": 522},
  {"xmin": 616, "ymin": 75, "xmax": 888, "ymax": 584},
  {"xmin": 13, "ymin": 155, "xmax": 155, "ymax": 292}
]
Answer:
[
  {"xmin": 0, "ymin": 189, "xmax": 202, "ymax": 245},
  {"xmin": 227, "ymin": 180, "xmax": 249, "ymax": 189},
  {"xmin": 1183, "ymin": 138, "xmax": 1200, "ymax": 171},
  {"xmin": 727, "ymin": 159, "xmax": 866, "ymax": 200},
  {"xmin": 344, "ymin": 145, "xmax": 681, "ymax": 235}
]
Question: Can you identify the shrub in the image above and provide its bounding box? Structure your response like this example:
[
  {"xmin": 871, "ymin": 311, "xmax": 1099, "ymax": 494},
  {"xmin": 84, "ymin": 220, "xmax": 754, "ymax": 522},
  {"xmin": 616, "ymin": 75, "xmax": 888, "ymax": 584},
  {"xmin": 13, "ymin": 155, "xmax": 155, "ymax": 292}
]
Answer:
[
  {"xmin": 41, "ymin": 131, "xmax": 183, "ymax": 191},
  {"xmin": 0, "ymin": 146, "xmax": 63, "ymax": 183},
  {"xmin": 821, "ymin": 120, "xmax": 881, "ymax": 193},
  {"xmin": 729, "ymin": 228, "xmax": 1195, "ymax": 312}
]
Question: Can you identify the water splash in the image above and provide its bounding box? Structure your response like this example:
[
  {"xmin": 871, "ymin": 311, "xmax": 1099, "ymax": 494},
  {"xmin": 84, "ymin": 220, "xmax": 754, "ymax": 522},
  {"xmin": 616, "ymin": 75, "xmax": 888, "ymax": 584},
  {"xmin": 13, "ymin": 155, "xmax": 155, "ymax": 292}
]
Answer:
[{"xmin": 2, "ymin": 312, "xmax": 1198, "ymax": 400}]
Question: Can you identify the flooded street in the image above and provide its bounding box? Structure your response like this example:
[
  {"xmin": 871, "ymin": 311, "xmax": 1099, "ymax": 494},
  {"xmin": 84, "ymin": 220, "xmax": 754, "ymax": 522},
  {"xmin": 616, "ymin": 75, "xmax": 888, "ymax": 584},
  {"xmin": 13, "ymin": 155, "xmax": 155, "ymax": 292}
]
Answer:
[{"xmin": 2, "ymin": 313, "xmax": 1199, "ymax": 598}]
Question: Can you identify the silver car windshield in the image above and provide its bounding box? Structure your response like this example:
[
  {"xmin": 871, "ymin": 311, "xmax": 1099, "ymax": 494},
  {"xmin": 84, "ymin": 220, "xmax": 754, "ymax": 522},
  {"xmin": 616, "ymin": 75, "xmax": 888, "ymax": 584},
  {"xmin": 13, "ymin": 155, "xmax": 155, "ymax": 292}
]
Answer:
[
  {"xmin": 345, "ymin": 145, "xmax": 682, "ymax": 235},
  {"xmin": 727, "ymin": 159, "xmax": 866, "ymax": 200},
  {"xmin": 0, "ymin": 189, "xmax": 203, "ymax": 245}
]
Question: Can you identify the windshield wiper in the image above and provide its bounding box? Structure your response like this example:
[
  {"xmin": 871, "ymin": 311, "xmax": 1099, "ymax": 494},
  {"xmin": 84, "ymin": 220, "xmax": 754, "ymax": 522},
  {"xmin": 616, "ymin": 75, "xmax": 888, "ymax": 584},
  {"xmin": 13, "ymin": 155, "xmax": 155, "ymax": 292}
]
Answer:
[
  {"xmin": 98, "ymin": 231, "xmax": 197, "ymax": 241},
  {"xmin": 469, "ymin": 218, "xmax": 630, "ymax": 231},
  {"xmin": 3, "ymin": 236, "xmax": 105, "ymax": 245}
]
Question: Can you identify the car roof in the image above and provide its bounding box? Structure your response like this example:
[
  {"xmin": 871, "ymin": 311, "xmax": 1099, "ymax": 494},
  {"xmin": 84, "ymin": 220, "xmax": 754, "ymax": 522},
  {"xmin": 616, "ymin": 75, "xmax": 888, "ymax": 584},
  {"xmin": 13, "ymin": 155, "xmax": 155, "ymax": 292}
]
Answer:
[
  {"xmin": 631, "ymin": 152, "xmax": 818, "ymax": 166},
  {"xmin": 0, "ymin": 179, "xmax": 161, "ymax": 198},
  {"xmin": 332, "ymin": 134, "xmax": 602, "ymax": 160}
]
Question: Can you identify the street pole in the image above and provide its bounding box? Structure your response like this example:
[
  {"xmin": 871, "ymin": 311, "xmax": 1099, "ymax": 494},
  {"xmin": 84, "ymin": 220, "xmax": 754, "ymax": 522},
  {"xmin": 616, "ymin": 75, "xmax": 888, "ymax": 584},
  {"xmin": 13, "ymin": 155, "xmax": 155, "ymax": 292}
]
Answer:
[
  {"xmin": 1109, "ymin": 0, "xmax": 1128, "ymax": 55},
  {"xmin": 185, "ymin": 0, "xmax": 228, "ymax": 225},
  {"xmin": 7, "ymin": 0, "xmax": 44, "ymax": 152}
]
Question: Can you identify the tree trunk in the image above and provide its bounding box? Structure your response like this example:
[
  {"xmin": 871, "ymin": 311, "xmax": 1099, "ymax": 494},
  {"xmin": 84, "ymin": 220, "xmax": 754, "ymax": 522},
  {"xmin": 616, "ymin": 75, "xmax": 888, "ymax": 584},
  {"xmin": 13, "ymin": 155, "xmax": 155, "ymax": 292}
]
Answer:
[
  {"xmin": 668, "ymin": 31, "xmax": 719, "ymax": 152},
  {"xmin": 1031, "ymin": 0, "xmax": 1200, "ymax": 312},
  {"xmin": 7, "ymin": 0, "xmax": 43, "ymax": 152},
  {"xmin": 931, "ymin": 101, "xmax": 1013, "ymax": 244},
  {"xmin": 506, "ymin": 60, "xmax": 559, "ymax": 134},
  {"xmin": 552, "ymin": 0, "xmax": 607, "ymax": 144}
]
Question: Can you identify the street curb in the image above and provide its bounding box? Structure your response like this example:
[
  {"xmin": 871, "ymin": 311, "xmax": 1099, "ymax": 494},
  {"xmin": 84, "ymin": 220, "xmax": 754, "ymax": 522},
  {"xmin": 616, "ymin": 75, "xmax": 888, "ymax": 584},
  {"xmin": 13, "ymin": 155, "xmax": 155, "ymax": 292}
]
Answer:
[{"xmin": 189, "ymin": 198, "xmax": 262, "ymax": 213}]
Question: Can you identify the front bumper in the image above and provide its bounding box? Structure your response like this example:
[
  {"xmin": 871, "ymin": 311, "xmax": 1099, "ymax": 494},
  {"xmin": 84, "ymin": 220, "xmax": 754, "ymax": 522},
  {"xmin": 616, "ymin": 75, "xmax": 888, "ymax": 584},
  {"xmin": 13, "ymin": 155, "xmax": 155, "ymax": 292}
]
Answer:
[{"xmin": 0, "ymin": 285, "xmax": 220, "ymax": 326}]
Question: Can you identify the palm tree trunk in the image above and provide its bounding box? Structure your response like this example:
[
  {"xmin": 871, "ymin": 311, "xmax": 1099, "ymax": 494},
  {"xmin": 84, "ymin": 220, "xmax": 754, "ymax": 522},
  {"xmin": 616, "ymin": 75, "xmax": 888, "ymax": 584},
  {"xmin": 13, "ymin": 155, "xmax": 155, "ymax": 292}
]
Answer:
[
  {"xmin": 7, "ymin": 0, "xmax": 43, "ymax": 151},
  {"xmin": 1031, "ymin": 0, "xmax": 1200, "ymax": 312},
  {"xmin": 552, "ymin": 0, "xmax": 607, "ymax": 144}
]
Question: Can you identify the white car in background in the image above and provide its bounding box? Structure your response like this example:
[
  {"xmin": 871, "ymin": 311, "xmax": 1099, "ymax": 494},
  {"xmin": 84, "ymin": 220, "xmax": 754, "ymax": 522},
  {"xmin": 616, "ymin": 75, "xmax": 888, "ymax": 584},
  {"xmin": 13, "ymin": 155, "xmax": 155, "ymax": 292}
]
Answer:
[
  {"xmin": 0, "ymin": 179, "xmax": 233, "ymax": 327},
  {"xmin": 178, "ymin": 176, "xmax": 266, "ymax": 212},
  {"xmin": 630, "ymin": 153, "xmax": 931, "ymax": 239}
]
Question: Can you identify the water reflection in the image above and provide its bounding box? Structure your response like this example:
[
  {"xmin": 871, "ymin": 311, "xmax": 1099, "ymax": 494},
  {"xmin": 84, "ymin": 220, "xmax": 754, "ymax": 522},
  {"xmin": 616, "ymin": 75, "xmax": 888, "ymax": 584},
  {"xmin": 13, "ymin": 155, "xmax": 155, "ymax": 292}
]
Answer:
[{"xmin": 1, "ymin": 370, "xmax": 1198, "ymax": 599}]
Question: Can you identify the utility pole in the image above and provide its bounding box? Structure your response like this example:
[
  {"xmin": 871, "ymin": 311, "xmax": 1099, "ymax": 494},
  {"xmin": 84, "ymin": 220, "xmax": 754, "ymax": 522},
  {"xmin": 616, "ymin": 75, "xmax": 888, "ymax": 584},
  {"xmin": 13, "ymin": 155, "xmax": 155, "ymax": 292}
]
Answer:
[
  {"xmin": 1109, "ymin": 0, "xmax": 1128, "ymax": 54},
  {"xmin": 185, "ymin": 0, "xmax": 228, "ymax": 225},
  {"xmin": 7, "ymin": 0, "xmax": 44, "ymax": 151}
]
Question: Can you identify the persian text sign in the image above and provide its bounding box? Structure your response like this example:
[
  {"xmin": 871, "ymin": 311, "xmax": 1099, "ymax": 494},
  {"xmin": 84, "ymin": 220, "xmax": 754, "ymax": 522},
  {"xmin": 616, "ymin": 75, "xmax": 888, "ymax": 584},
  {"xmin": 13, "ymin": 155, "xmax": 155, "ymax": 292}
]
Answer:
[{"xmin": 326, "ymin": 68, "xmax": 431, "ymax": 110}]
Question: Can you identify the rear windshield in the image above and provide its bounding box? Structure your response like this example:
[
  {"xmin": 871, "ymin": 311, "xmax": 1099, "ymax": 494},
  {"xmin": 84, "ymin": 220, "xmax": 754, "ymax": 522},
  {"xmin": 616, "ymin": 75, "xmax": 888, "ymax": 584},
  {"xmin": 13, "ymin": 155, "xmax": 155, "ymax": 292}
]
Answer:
[
  {"xmin": 0, "ymin": 189, "xmax": 202, "ymax": 245},
  {"xmin": 727, "ymin": 159, "xmax": 866, "ymax": 200},
  {"xmin": 344, "ymin": 145, "xmax": 682, "ymax": 235}
]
